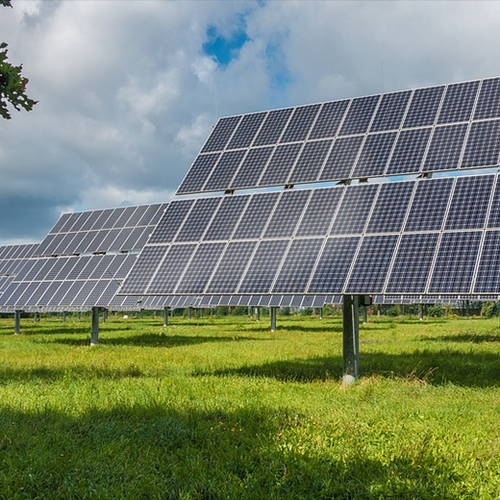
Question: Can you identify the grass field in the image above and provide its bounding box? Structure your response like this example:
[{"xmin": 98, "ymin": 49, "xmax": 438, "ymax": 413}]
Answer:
[{"xmin": 1, "ymin": 311, "xmax": 500, "ymax": 499}]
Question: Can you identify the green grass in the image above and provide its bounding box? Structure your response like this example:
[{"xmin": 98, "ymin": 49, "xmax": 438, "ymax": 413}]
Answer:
[{"xmin": 1, "ymin": 312, "xmax": 500, "ymax": 499}]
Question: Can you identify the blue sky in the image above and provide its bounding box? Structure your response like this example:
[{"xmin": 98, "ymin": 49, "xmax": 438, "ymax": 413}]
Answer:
[{"xmin": 1, "ymin": 0, "xmax": 500, "ymax": 243}]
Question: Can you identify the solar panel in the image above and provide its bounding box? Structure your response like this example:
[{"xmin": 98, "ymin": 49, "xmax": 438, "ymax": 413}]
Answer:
[
  {"xmin": 280, "ymin": 104, "xmax": 321, "ymax": 143},
  {"xmin": 437, "ymin": 80, "xmax": 480, "ymax": 124},
  {"xmin": 474, "ymin": 230, "xmax": 500, "ymax": 293},
  {"xmin": 386, "ymin": 127, "xmax": 432, "ymax": 175},
  {"xmin": 203, "ymin": 196, "xmax": 250, "ymax": 241},
  {"xmin": 397, "ymin": 84, "xmax": 443, "ymax": 128},
  {"xmin": 201, "ymin": 115, "xmax": 242, "ymax": 153},
  {"xmin": 319, "ymin": 136, "xmax": 364, "ymax": 181},
  {"xmin": 339, "ymin": 95, "xmax": 380, "ymax": 136},
  {"xmin": 474, "ymin": 77, "xmax": 500, "ymax": 120},
  {"xmin": 460, "ymin": 120, "xmax": 500, "ymax": 169},
  {"xmin": 177, "ymin": 154, "xmax": 221, "ymax": 194},
  {"xmin": 253, "ymin": 108, "xmax": 293, "ymax": 146},
  {"xmin": 258, "ymin": 143, "xmax": 302, "ymax": 187},
  {"xmin": 227, "ymin": 112, "xmax": 266, "ymax": 150},
  {"xmin": 174, "ymin": 198, "xmax": 221, "ymax": 242},
  {"xmin": 204, "ymin": 150, "xmax": 246, "ymax": 192},
  {"xmin": 423, "ymin": 123, "xmax": 468, "ymax": 172},
  {"xmin": 309, "ymin": 100, "xmax": 349, "ymax": 139},
  {"xmin": 229, "ymin": 147, "xmax": 274, "ymax": 189},
  {"xmin": 370, "ymin": 90, "xmax": 411, "ymax": 132},
  {"xmin": 149, "ymin": 200, "xmax": 193, "ymax": 244},
  {"xmin": 352, "ymin": 132, "xmax": 397, "ymax": 178},
  {"xmin": 428, "ymin": 231, "xmax": 482, "ymax": 293},
  {"xmin": 287, "ymin": 139, "xmax": 332, "ymax": 184}
]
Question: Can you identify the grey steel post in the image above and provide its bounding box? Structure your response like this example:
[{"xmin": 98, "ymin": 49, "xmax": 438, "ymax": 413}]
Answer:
[
  {"xmin": 14, "ymin": 310, "xmax": 21, "ymax": 335},
  {"xmin": 255, "ymin": 307, "xmax": 260, "ymax": 321},
  {"xmin": 342, "ymin": 295, "xmax": 360, "ymax": 385},
  {"xmin": 187, "ymin": 307, "xmax": 192, "ymax": 319},
  {"xmin": 90, "ymin": 307, "xmax": 100, "ymax": 346},
  {"xmin": 102, "ymin": 309, "xmax": 108, "ymax": 323},
  {"xmin": 78, "ymin": 312, "xmax": 81, "ymax": 321},
  {"xmin": 163, "ymin": 307, "xmax": 169, "ymax": 327},
  {"xmin": 62, "ymin": 311, "xmax": 66, "ymax": 323},
  {"xmin": 362, "ymin": 305, "xmax": 367, "ymax": 324},
  {"xmin": 34, "ymin": 312, "xmax": 38, "ymax": 323},
  {"xmin": 200, "ymin": 308, "xmax": 203, "ymax": 319},
  {"xmin": 319, "ymin": 308, "xmax": 324, "ymax": 320},
  {"xmin": 270, "ymin": 307, "xmax": 277, "ymax": 332},
  {"xmin": 419, "ymin": 304, "xmax": 424, "ymax": 321}
]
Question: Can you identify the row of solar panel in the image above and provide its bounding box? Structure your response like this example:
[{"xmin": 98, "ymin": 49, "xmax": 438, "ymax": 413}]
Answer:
[
  {"xmin": 372, "ymin": 295, "xmax": 500, "ymax": 305},
  {"xmin": 178, "ymin": 118, "xmax": 500, "ymax": 193},
  {"xmin": 0, "ymin": 253, "xmax": 137, "ymax": 308},
  {"xmin": 36, "ymin": 225, "xmax": 155, "ymax": 258},
  {"xmin": 177, "ymin": 77, "xmax": 500, "ymax": 194},
  {"xmin": 49, "ymin": 203, "xmax": 167, "ymax": 235},
  {"xmin": 0, "ymin": 244, "xmax": 39, "ymax": 262},
  {"xmin": 151, "ymin": 174, "xmax": 500, "ymax": 249}
]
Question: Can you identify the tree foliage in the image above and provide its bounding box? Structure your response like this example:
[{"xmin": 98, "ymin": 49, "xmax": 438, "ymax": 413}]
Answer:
[{"xmin": 1, "ymin": 0, "xmax": 37, "ymax": 119}]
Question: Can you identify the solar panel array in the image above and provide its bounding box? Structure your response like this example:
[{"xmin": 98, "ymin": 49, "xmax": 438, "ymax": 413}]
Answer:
[
  {"xmin": 122, "ymin": 172, "xmax": 500, "ymax": 296},
  {"xmin": 177, "ymin": 77, "xmax": 500, "ymax": 194},
  {"xmin": 35, "ymin": 203, "xmax": 167, "ymax": 257}
]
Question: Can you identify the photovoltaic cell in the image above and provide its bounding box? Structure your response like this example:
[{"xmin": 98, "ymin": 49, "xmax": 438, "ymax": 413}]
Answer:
[
  {"xmin": 386, "ymin": 127, "xmax": 432, "ymax": 175},
  {"xmin": 437, "ymin": 80, "xmax": 480, "ymax": 124},
  {"xmin": 331, "ymin": 184, "xmax": 378, "ymax": 235},
  {"xmin": 263, "ymin": 190, "xmax": 311, "ymax": 238},
  {"xmin": 403, "ymin": 86, "xmax": 444, "ymax": 128},
  {"xmin": 474, "ymin": 78, "xmax": 500, "ymax": 120},
  {"xmin": 175, "ymin": 243, "xmax": 226, "ymax": 293},
  {"xmin": 445, "ymin": 175, "xmax": 494, "ymax": 230},
  {"xmin": 404, "ymin": 178, "xmax": 454, "ymax": 232},
  {"xmin": 206, "ymin": 241, "xmax": 257, "ymax": 293},
  {"xmin": 258, "ymin": 143, "xmax": 302, "ymax": 186},
  {"xmin": 91, "ymin": 209, "xmax": 114, "ymax": 230},
  {"xmin": 149, "ymin": 200, "xmax": 194, "ymax": 244},
  {"xmin": 230, "ymin": 147, "xmax": 273, "ymax": 189},
  {"xmin": 474, "ymin": 230, "xmax": 500, "ymax": 293},
  {"xmin": 175, "ymin": 198, "xmax": 221, "ymax": 242},
  {"xmin": 386, "ymin": 233, "xmax": 439, "ymax": 293},
  {"xmin": 487, "ymin": 176, "xmax": 500, "ymax": 228},
  {"xmin": 352, "ymin": 132, "xmax": 397, "ymax": 178},
  {"xmin": 423, "ymin": 124, "xmax": 468, "ymax": 171},
  {"xmin": 147, "ymin": 244, "xmax": 197, "ymax": 293},
  {"xmin": 345, "ymin": 235, "xmax": 399, "ymax": 293},
  {"xmin": 227, "ymin": 112, "xmax": 266, "ymax": 149},
  {"xmin": 233, "ymin": 192, "xmax": 279, "ymax": 239},
  {"xmin": 280, "ymin": 104, "xmax": 321, "ymax": 143},
  {"xmin": 308, "ymin": 100, "xmax": 349, "ymax": 139},
  {"xmin": 177, "ymin": 154, "xmax": 220, "ymax": 194},
  {"xmin": 428, "ymin": 231, "xmax": 482, "ymax": 293},
  {"xmin": 319, "ymin": 136, "xmax": 363, "ymax": 181},
  {"xmin": 253, "ymin": 108, "xmax": 293, "ymax": 147},
  {"xmin": 238, "ymin": 240, "xmax": 289, "ymax": 293},
  {"xmin": 461, "ymin": 120, "xmax": 500, "ymax": 169},
  {"xmin": 203, "ymin": 196, "xmax": 250, "ymax": 241},
  {"xmin": 339, "ymin": 95, "xmax": 380, "ymax": 136},
  {"xmin": 50, "ymin": 213, "xmax": 71, "ymax": 234},
  {"xmin": 308, "ymin": 237, "xmax": 360, "ymax": 293},
  {"xmin": 287, "ymin": 139, "xmax": 332, "ymax": 184},
  {"xmin": 204, "ymin": 150, "xmax": 247, "ymax": 192},
  {"xmin": 272, "ymin": 238, "xmax": 323, "ymax": 293},
  {"xmin": 366, "ymin": 181, "xmax": 414, "ymax": 233},
  {"xmin": 201, "ymin": 115, "xmax": 242, "ymax": 153},
  {"xmin": 296, "ymin": 187, "xmax": 343, "ymax": 237},
  {"xmin": 370, "ymin": 90, "xmax": 411, "ymax": 132}
]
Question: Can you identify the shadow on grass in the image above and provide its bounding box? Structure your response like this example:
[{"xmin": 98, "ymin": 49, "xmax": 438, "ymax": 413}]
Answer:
[
  {"xmin": 0, "ymin": 406, "xmax": 465, "ymax": 499},
  {"xmin": 251, "ymin": 324, "xmax": 343, "ymax": 334},
  {"xmin": 421, "ymin": 332, "xmax": 500, "ymax": 344},
  {"xmin": 205, "ymin": 349, "xmax": 500, "ymax": 388},
  {"xmin": 47, "ymin": 333, "xmax": 268, "ymax": 348}
]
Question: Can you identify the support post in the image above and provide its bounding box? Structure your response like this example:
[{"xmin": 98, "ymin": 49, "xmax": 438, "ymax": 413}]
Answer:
[
  {"xmin": 163, "ymin": 307, "xmax": 169, "ymax": 327},
  {"xmin": 419, "ymin": 304, "xmax": 424, "ymax": 321},
  {"xmin": 102, "ymin": 309, "xmax": 108, "ymax": 323},
  {"xmin": 34, "ymin": 312, "xmax": 39, "ymax": 323},
  {"xmin": 188, "ymin": 307, "xmax": 192, "ymax": 319},
  {"xmin": 255, "ymin": 307, "xmax": 260, "ymax": 321},
  {"xmin": 319, "ymin": 307, "xmax": 323, "ymax": 320},
  {"xmin": 342, "ymin": 295, "xmax": 359, "ymax": 385},
  {"xmin": 140, "ymin": 309, "xmax": 143, "ymax": 320},
  {"xmin": 200, "ymin": 308, "xmax": 203, "ymax": 319},
  {"xmin": 78, "ymin": 312, "xmax": 81, "ymax": 321},
  {"xmin": 14, "ymin": 310, "xmax": 21, "ymax": 335},
  {"xmin": 362, "ymin": 305, "xmax": 367, "ymax": 325},
  {"xmin": 90, "ymin": 307, "xmax": 100, "ymax": 346},
  {"xmin": 62, "ymin": 311, "xmax": 66, "ymax": 323},
  {"xmin": 270, "ymin": 307, "xmax": 277, "ymax": 332}
]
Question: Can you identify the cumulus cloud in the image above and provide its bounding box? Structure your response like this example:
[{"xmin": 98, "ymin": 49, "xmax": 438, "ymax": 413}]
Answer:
[{"xmin": 1, "ymin": 0, "xmax": 500, "ymax": 243}]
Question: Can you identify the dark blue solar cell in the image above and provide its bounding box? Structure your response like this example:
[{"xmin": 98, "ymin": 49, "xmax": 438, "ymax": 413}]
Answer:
[
  {"xmin": 474, "ymin": 230, "xmax": 500, "ymax": 293},
  {"xmin": 319, "ymin": 136, "xmax": 364, "ymax": 181},
  {"xmin": 204, "ymin": 150, "xmax": 246, "ymax": 192},
  {"xmin": 232, "ymin": 192, "xmax": 279, "ymax": 239},
  {"xmin": 370, "ymin": 90, "xmax": 411, "ymax": 132},
  {"xmin": 474, "ymin": 78, "xmax": 500, "ymax": 120},
  {"xmin": 287, "ymin": 139, "xmax": 332, "ymax": 184},
  {"xmin": 177, "ymin": 154, "xmax": 221, "ymax": 194},
  {"xmin": 264, "ymin": 190, "xmax": 311, "ymax": 238},
  {"xmin": 227, "ymin": 112, "xmax": 267, "ymax": 149},
  {"xmin": 203, "ymin": 196, "xmax": 250, "ymax": 241},
  {"xmin": 437, "ymin": 80, "xmax": 480, "ymax": 124},
  {"xmin": 253, "ymin": 108, "xmax": 294, "ymax": 146},
  {"xmin": 175, "ymin": 198, "xmax": 221, "ymax": 242},
  {"xmin": 487, "ymin": 176, "xmax": 500, "ymax": 228},
  {"xmin": 423, "ymin": 124, "xmax": 468, "ymax": 172},
  {"xmin": 258, "ymin": 143, "xmax": 302, "ymax": 187},
  {"xmin": 339, "ymin": 95, "xmax": 380, "ymax": 136},
  {"xmin": 230, "ymin": 147, "xmax": 274, "ymax": 189},
  {"xmin": 149, "ymin": 200, "xmax": 195, "ymax": 244},
  {"xmin": 280, "ymin": 104, "xmax": 321, "ymax": 143},
  {"xmin": 386, "ymin": 127, "xmax": 432, "ymax": 175},
  {"xmin": 403, "ymin": 86, "xmax": 444, "ymax": 128},
  {"xmin": 428, "ymin": 231, "xmax": 482, "ymax": 293},
  {"xmin": 461, "ymin": 120, "xmax": 500, "ymax": 169},
  {"xmin": 309, "ymin": 100, "xmax": 349, "ymax": 139},
  {"xmin": 386, "ymin": 233, "xmax": 440, "ymax": 293},
  {"xmin": 201, "ymin": 115, "xmax": 242, "ymax": 153},
  {"xmin": 352, "ymin": 132, "xmax": 397, "ymax": 178}
]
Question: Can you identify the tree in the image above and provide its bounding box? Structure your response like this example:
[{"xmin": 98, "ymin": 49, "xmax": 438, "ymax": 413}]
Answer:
[{"xmin": 1, "ymin": 0, "xmax": 37, "ymax": 119}]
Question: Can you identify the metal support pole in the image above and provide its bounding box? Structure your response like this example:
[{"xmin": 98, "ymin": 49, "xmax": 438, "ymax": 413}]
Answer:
[
  {"xmin": 163, "ymin": 307, "xmax": 169, "ymax": 327},
  {"xmin": 419, "ymin": 304, "xmax": 424, "ymax": 321},
  {"xmin": 270, "ymin": 307, "xmax": 277, "ymax": 332},
  {"xmin": 319, "ymin": 307, "xmax": 323, "ymax": 320},
  {"xmin": 255, "ymin": 307, "xmax": 260, "ymax": 321},
  {"xmin": 78, "ymin": 312, "xmax": 81, "ymax": 321},
  {"xmin": 90, "ymin": 307, "xmax": 100, "ymax": 346},
  {"xmin": 62, "ymin": 311, "xmax": 66, "ymax": 323},
  {"xmin": 342, "ymin": 295, "xmax": 360, "ymax": 385},
  {"xmin": 14, "ymin": 310, "xmax": 21, "ymax": 335},
  {"xmin": 200, "ymin": 308, "xmax": 203, "ymax": 319},
  {"xmin": 188, "ymin": 307, "xmax": 192, "ymax": 319},
  {"xmin": 140, "ymin": 309, "xmax": 143, "ymax": 320},
  {"xmin": 102, "ymin": 309, "xmax": 108, "ymax": 323},
  {"xmin": 362, "ymin": 306, "xmax": 367, "ymax": 325},
  {"xmin": 34, "ymin": 312, "xmax": 38, "ymax": 323}
]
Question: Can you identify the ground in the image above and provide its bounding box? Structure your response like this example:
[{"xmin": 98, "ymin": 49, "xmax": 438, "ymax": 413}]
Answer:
[{"xmin": 0, "ymin": 311, "xmax": 499, "ymax": 499}]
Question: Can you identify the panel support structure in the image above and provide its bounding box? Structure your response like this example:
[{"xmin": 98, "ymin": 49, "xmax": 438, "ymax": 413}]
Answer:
[
  {"xmin": 187, "ymin": 307, "xmax": 192, "ymax": 319},
  {"xmin": 342, "ymin": 295, "xmax": 359, "ymax": 385},
  {"xmin": 419, "ymin": 304, "xmax": 424, "ymax": 321},
  {"xmin": 62, "ymin": 311, "xmax": 66, "ymax": 323},
  {"xmin": 102, "ymin": 309, "xmax": 108, "ymax": 323},
  {"xmin": 362, "ymin": 306, "xmax": 367, "ymax": 325},
  {"xmin": 270, "ymin": 307, "xmax": 277, "ymax": 332},
  {"xmin": 319, "ymin": 308, "xmax": 323, "ymax": 320},
  {"xmin": 255, "ymin": 307, "xmax": 260, "ymax": 321},
  {"xmin": 90, "ymin": 307, "xmax": 100, "ymax": 346},
  {"xmin": 14, "ymin": 310, "xmax": 21, "ymax": 335},
  {"xmin": 163, "ymin": 307, "xmax": 169, "ymax": 327}
]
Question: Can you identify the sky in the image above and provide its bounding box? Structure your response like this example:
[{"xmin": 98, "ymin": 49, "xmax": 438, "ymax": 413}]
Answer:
[{"xmin": 1, "ymin": 0, "xmax": 500, "ymax": 243}]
